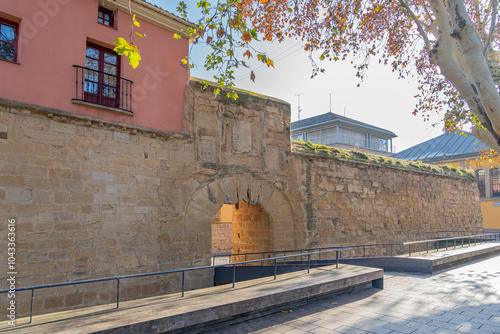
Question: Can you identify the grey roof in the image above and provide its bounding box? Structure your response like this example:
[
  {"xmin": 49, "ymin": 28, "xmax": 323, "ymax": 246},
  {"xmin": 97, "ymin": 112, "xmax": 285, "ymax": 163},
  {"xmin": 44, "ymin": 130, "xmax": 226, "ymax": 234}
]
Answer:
[
  {"xmin": 392, "ymin": 131, "xmax": 488, "ymax": 162},
  {"xmin": 291, "ymin": 112, "xmax": 397, "ymax": 138}
]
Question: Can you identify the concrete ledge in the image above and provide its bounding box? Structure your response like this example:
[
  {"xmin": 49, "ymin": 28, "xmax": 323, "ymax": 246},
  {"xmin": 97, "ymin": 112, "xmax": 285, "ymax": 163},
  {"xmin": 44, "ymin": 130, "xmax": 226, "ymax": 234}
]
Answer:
[
  {"xmin": 1, "ymin": 265, "xmax": 382, "ymax": 334},
  {"xmin": 339, "ymin": 242, "xmax": 500, "ymax": 274}
]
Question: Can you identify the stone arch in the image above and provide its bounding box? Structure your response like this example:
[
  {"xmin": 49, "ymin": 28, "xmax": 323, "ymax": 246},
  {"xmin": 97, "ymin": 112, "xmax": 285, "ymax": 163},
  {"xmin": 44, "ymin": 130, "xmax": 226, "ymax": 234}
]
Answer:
[{"xmin": 184, "ymin": 176, "xmax": 294, "ymax": 252}]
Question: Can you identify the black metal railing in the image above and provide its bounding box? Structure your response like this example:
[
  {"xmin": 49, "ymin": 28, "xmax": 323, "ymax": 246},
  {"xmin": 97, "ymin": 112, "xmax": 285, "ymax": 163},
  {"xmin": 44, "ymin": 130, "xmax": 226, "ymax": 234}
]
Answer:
[
  {"xmin": 214, "ymin": 233, "xmax": 500, "ymax": 264},
  {"xmin": 72, "ymin": 65, "xmax": 133, "ymax": 113},
  {"xmin": 0, "ymin": 248, "xmax": 348, "ymax": 324}
]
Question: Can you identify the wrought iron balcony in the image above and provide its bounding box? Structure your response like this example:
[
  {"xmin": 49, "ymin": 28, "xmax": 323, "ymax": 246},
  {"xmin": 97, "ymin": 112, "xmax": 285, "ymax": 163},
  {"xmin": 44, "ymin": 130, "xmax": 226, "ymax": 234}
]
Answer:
[{"xmin": 72, "ymin": 65, "xmax": 133, "ymax": 113}]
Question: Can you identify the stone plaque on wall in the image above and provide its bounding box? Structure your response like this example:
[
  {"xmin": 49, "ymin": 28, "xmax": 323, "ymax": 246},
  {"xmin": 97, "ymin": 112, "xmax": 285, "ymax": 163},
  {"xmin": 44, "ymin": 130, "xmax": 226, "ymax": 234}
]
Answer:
[
  {"xmin": 199, "ymin": 135, "xmax": 216, "ymax": 162},
  {"xmin": 232, "ymin": 120, "xmax": 252, "ymax": 153}
]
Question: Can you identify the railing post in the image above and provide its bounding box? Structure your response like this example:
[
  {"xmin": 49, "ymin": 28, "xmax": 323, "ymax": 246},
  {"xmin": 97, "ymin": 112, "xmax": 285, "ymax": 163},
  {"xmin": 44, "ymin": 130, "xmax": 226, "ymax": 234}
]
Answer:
[
  {"xmin": 307, "ymin": 254, "xmax": 311, "ymax": 273},
  {"xmin": 426, "ymin": 242, "xmax": 429, "ymax": 253},
  {"xmin": 244, "ymin": 254, "xmax": 247, "ymax": 267},
  {"xmin": 75, "ymin": 66, "xmax": 78, "ymax": 100},
  {"xmin": 391, "ymin": 244, "xmax": 393, "ymax": 257},
  {"xmin": 232, "ymin": 265, "xmax": 236, "ymax": 288},
  {"xmin": 454, "ymin": 239, "xmax": 456, "ymax": 249},
  {"xmin": 182, "ymin": 271, "xmax": 185, "ymax": 297},
  {"xmin": 446, "ymin": 239, "xmax": 448, "ymax": 250},
  {"xmin": 274, "ymin": 259, "xmax": 277, "ymax": 280},
  {"xmin": 336, "ymin": 250, "xmax": 339, "ymax": 268},
  {"xmin": 29, "ymin": 288, "xmax": 34, "ymax": 324},
  {"xmin": 408, "ymin": 244, "xmax": 411, "ymax": 257},
  {"xmin": 363, "ymin": 245, "xmax": 366, "ymax": 258},
  {"xmin": 283, "ymin": 252, "xmax": 286, "ymax": 266},
  {"xmin": 116, "ymin": 278, "xmax": 120, "ymax": 309}
]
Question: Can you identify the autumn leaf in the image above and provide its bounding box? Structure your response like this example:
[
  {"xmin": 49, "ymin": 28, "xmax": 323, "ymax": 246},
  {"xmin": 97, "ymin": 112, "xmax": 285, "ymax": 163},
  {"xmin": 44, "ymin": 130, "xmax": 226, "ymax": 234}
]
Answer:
[
  {"xmin": 206, "ymin": 36, "xmax": 213, "ymax": 44},
  {"xmin": 243, "ymin": 50, "xmax": 252, "ymax": 59},
  {"xmin": 250, "ymin": 71, "xmax": 256, "ymax": 82},
  {"xmin": 242, "ymin": 32, "xmax": 252, "ymax": 43},
  {"xmin": 266, "ymin": 58, "xmax": 274, "ymax": 68},
  {"xmin": 241, "ymin": 61, "xmax": 248, "ymax": 67},
  {"xmin": 136, "ymin": 32, "xmax": 146, "ymax": 38}
]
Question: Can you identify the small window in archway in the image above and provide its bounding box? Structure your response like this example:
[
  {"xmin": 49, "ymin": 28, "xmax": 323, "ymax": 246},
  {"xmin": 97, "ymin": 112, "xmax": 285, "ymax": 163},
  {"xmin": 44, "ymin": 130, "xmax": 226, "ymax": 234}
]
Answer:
[
  {"xmin": 476, "ymin": 170, "xmax": 486, "ymax": 197},
  {"xmin": 492, "ymin": 168, "xmax": 500, "ymax": 197}
]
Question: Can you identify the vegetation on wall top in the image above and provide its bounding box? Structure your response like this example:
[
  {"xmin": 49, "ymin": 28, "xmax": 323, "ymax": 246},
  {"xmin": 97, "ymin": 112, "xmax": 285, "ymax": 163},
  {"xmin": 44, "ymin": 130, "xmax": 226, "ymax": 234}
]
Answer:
[{"xmin": 293, "ymin": 139, "xmax": 475, "ymax": 180}]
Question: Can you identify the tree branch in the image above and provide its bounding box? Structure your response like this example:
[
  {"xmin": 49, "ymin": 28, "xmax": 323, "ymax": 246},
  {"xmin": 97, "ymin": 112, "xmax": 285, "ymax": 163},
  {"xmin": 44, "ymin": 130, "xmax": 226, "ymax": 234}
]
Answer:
[
  {"xmin": 398, "ymin": 0, "xmax": 432, "ymax": 53},
  {"xmin": 483, "ymin": 0, "xmax": 498, "ymax": 53}
]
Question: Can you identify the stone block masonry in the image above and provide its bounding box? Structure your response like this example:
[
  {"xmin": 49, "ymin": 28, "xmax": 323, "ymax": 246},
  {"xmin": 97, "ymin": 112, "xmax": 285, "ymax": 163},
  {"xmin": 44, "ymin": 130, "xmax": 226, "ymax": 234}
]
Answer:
[{"xmin": 0, "ymin": 80, "xmax": 482, "ymax": 317}]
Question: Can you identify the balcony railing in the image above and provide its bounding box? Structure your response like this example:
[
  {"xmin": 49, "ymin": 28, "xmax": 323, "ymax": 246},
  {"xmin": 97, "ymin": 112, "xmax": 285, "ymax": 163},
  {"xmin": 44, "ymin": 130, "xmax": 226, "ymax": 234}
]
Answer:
[{"xmin": 72, "ymin": 65, "xmax": 133, "ymax": 113}]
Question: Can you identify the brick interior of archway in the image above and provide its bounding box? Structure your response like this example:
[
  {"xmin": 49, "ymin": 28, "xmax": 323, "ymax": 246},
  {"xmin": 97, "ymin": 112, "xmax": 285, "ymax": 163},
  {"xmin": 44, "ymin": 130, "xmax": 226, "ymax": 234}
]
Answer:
[{"xmin": 212, "ymin": 201, "xmax": 272, "ymax": 259}]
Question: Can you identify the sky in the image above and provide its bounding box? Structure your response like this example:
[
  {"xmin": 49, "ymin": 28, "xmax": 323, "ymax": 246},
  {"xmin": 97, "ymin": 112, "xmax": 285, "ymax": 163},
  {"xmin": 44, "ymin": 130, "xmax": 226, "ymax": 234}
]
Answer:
[{"xmin": 155, "ymin": 1, "xmax": 446, "ymax": 153}]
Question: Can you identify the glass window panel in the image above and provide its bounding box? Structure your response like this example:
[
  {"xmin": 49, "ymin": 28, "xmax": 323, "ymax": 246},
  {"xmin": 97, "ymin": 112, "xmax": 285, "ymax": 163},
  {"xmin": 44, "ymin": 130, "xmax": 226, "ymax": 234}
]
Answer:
[
  {"xmin": 103, "ymin": 86, "xmax": 116, "ymax": 98},
  {"xmin": 84, "ymin": 82, "xmax": 99, "ymax": 94},
  {"xmin": 85, "ymin": 58, "xmax": 99, "ymax": 70},
  {"xmin": 339, "ymin": 128, "xmax": 366, "ymax": 147},
  {"xmin": 104, "ymin": 52, "xmax": 117, "ymax": 65},
  {"xmin": 306, "ymin": 131, "xmax": 321, "ymax": 144},
  {"xmin": 379, "ymin": 139, "xmax": 388, "ymax": 151},
  {"xmin": 492, "ymin": 169, "xmax": 500, "ymax": 197},
  {"xmin": 476, "ymin": 170, "xmax": 486, "ymax": 197},
  {"xmin": 321, "ymin": 128, "xmax": 336, "ymax": 145},
  {"xmin": 86, "ymin": 47, "xmax": 100, "ymax": 60},
  {"xmin": 104, "ymin": 75, "xmax": 117, "ymax": 86},
  {"xmin": 0, "ymin": 41, "xmax": 14, "ymax": 61},
  {"xmin": 103, "ymin": 63, "xmax": 117, "ymax": 75},
  {"xmin": 84, "ymin": 68, "xmax": 99, "ymax": 82},
  {"xmin": 0, "ymin": 24, "xmax": 15, "ymax": 43}
]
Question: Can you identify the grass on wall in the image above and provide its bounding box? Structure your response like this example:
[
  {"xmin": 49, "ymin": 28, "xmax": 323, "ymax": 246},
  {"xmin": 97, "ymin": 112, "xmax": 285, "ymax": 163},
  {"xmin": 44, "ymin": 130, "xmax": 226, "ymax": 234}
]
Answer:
[{"xmin": 293, "ymin": 139, "xmax": 475, "ymax": 180}]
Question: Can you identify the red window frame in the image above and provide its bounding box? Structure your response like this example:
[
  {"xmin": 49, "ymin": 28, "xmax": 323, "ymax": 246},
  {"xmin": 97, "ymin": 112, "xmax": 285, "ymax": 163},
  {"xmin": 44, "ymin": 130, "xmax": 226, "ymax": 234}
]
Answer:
[
  {"xmin": 84, "ymin": 43, "xmax": 121, "ymax": 109},
  {"xmin": 0, "ymin": 18, "xmax": 19, "ymax": 62},
  {"xmin": 98, "ymin": 6, "xmax": 115, "ymax": 27}
]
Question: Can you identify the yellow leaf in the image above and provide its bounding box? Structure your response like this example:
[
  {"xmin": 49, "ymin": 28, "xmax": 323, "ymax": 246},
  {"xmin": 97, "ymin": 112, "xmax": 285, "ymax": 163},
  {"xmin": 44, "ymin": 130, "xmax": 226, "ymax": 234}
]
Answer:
[
  {"xmin": 136, "ymin": 32, "xmax": 146, "ymax": 38},
  {"xmin": 266, "ymin": 58, "xmax": 274, "ymax": 68},
  {"xmin": 174, "ymin": 33, "xmax": 182, "ymax": 40},
  {"xmin": 133, "ymin": 14, "xmax": 140, "ymax": 27}
]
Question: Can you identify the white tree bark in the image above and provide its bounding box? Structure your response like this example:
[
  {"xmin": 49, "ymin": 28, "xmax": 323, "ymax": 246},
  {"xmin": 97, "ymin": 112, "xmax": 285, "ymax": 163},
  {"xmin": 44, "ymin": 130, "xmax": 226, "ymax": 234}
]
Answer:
[{"xmin": 425, "ymin": 0, "xmax": 500, "ymax": 152}]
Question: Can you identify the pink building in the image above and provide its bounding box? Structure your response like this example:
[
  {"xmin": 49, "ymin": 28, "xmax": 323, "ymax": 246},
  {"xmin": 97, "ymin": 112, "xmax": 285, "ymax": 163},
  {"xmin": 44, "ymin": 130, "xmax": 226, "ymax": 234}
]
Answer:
[{"xmin": 0, "ymin": 0, "xmax": 193, "ymax": 132}]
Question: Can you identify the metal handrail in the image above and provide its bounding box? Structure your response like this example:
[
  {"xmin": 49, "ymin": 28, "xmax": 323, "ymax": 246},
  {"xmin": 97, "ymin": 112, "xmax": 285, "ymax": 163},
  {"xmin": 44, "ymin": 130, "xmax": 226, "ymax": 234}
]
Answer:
[
  {"xmin": 0, "ymin": 247, "xmax": 349, "ymax": 324},
  {"xmin": 403, "ymin": 233, "xmax": 500, "ymax": 256},
  {"xmin": 215, "ymin": 233, "xmax": 500, "ymax": 262}
]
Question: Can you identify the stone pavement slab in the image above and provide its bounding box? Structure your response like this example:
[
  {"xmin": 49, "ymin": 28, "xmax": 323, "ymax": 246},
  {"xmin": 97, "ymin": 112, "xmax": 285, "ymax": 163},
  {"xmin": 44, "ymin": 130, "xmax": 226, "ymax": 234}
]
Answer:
[{"xmin": 206, "ymin": 253, "xmax": 500, "ymax": 334}]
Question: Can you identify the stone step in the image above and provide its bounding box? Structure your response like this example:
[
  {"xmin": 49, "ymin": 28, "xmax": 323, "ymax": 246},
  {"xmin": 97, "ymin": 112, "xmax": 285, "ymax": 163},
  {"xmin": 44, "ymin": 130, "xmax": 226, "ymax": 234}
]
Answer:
[
  {"xmin": 0, "ymin": 264, "xmax": 383, "ymax": 334},
  {"xmin": 339, "ymin": 242, "xmax": 500, "ymax": 273}
]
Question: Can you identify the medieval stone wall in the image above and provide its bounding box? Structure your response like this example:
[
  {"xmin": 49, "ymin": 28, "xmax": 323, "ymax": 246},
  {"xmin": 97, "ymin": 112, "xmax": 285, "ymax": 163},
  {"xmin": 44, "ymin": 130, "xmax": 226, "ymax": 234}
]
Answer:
[{"xmin": 0, "ymin": 80, "xmax": 483, "ymax": 316}]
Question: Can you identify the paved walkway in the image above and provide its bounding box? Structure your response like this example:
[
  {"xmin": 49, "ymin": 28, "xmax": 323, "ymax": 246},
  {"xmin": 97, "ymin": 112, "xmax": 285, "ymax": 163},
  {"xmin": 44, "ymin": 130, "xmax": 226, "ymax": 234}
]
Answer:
[{"xmin": 205, "ymin": 254, "xmax": 500, "ymax": 334}]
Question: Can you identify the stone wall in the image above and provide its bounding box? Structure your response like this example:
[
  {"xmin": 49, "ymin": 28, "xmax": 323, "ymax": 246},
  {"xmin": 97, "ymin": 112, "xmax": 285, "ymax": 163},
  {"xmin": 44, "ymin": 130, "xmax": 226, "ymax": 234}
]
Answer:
[
  {"xmin": 211, "ymin": 222, "xmax": 232, "ymax": 253},
  {"xmin": 0, "ymin": 80, "xmax": 483, "ymax": 317}
]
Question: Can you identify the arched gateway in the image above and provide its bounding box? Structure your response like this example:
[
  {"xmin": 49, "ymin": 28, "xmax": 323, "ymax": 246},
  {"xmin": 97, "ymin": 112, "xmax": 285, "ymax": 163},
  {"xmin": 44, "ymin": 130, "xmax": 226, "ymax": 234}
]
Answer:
[{"xmin": 184, "ymin": 176, "xmax": 295, "ymax": 256}]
